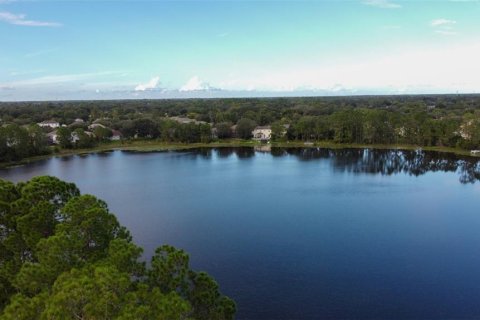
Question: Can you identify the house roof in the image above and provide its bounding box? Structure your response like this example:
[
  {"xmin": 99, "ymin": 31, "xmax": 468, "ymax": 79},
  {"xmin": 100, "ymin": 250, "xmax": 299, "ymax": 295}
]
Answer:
[
  {"xmin": 111, "ymin": 130, "xmax": 122, "ymax": 136},
  {"xmin": 39, "ymin": 120, "xmax": 59, "ymax": 124},
  {"xmin": 89, "ymin": 123, "xmax": 106, "ymax": 128},
  {"xmin": 254, "ymin": 126, "xmax": 271, "ymax": 130}
]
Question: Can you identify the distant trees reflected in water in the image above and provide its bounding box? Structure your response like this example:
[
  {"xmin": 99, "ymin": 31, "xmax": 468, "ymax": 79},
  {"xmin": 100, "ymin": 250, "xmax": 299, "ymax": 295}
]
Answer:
[{"xmin": 183, "ymin": 147, "xmax": 480, "ymax": 184}]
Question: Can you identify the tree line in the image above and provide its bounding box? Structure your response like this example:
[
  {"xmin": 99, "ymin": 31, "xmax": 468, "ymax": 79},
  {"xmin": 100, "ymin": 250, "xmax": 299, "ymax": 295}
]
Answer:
[{"xmin": 0, "ymin": 95, "xmax": 479, "ymax": 163}]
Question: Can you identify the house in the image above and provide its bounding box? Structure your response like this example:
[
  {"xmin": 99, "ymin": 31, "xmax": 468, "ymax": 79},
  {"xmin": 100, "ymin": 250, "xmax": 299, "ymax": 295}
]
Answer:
[
  {"xmin": 110, "ymin": 130, "xmax": 122, "ymax": 141},
  {"xmin": 471, "ymin": 150, "xmax": 480, "ymax": 156},
  {"xmin": 252, "ymin": 126, "xmax": 272, "ymax": 141},
  {"xmin": 170, "ymin": 116, "xmax": 207, "ymax": 125},
  {"xmin": 71, "ymin": 132, "xmax": 80, "ymax": 143},
  {"xmin": 70, "ymin": 118, "xmax": 85, "ymax": 126},
  {"xmin": 88, "ymin": 123, "xmax": 106, "ymax": 130},
  {"xmin": 47, "ymin": 130, "xmax": 59, "ymax": 144},
  {"xmin": 458, "ymin": 120, "xmax": 474, "ymax": 140},
  {"xmin": 71, "ymin": 131, "xmax": 94, "ymax": 143},
  {"xmin": 38, "ymin": 120, "xmax": 60, "ymax": 129}
]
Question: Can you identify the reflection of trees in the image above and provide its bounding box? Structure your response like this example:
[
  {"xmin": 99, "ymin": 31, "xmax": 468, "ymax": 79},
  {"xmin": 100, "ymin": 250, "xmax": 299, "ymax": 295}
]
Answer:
[
  {"xmin": 234, "ymin": 148, "xmax": 255, "ymax": 159},
  {"xmin": 280, "ymin": 148, "xmax": 480, "ymax": 184},
  {"xmin": 197, "ymin": 148, "xmax": 213, "ymax": 159},
  {"xmin": 96, "ymin": 151, "xmax": 114, "ymax": 157},
  {"xmin": 178, "ymin": 147, "xmax": 480, "ymax": 184},
  {"xmin": 216, "ymin": 148, "xmax": 235, "ymax": 158}
]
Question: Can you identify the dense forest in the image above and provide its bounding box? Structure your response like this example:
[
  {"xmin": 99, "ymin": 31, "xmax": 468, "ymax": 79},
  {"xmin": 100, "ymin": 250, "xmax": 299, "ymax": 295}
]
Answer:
[
  {"xmin": 0, "ymin": 95, "xmax": 479, "ymax": 163},
  {"xmin": 0, "ymin": 176, "xmax": 235, "ymax": 319}
]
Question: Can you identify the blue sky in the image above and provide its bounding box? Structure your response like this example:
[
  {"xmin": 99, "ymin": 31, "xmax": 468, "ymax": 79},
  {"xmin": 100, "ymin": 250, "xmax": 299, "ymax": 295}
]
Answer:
[{"xmin": 1, "ymin": 0, "xmax": 480, "ymax": 101}]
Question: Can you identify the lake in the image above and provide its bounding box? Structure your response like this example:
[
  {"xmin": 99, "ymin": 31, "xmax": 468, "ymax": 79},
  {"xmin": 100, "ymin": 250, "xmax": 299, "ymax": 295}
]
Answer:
[{"xmin": 1, "ymin": 148, "xmax": 480, "ymax": 319}]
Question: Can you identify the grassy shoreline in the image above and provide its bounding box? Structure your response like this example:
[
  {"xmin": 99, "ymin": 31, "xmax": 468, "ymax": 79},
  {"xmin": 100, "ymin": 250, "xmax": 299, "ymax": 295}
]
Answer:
[{"xmin": 1, "ymin": 139, "xmax": 478, "ymax": 168}]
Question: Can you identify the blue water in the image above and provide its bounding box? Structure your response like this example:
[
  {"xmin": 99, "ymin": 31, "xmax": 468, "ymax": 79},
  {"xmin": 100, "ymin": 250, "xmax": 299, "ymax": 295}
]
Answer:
[{"xmin": 1, "ymin": 148, "xmax": 480, "ymax": 319}]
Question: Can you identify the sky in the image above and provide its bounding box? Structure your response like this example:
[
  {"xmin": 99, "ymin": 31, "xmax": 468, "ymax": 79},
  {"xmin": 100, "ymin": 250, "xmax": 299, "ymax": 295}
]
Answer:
[{"xmin": 0, "ymin": 0, "xmax": 480, "ymax": 101}]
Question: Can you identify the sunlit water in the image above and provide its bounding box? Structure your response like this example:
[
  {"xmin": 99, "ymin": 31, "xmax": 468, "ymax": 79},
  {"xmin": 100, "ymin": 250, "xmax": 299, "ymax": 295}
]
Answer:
[{"xmin": 1, "ymin": 148, "xmax": 480, "ymax": 319}]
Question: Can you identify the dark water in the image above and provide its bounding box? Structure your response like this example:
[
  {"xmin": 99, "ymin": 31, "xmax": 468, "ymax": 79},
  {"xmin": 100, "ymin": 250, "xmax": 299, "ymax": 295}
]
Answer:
[{"xmin": 1, "ymin": 148, "xmax": 480, "ymax": 320}]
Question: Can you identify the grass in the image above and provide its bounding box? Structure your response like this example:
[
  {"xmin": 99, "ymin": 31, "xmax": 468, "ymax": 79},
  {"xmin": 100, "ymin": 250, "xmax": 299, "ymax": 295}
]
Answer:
[{"xmin": 1, "ymin": 139, "xmax": 478, "ymax": 168}]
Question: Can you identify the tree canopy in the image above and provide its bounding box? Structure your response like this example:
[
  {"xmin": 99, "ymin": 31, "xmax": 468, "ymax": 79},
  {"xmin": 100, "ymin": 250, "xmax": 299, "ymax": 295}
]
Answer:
[
  {"xmin": 0, "ymin": 176, "xmax": 235, "ymax": 319},
  {"xmin": 1, "ymin": 95, "xmax": 480, "ymax": 164}
]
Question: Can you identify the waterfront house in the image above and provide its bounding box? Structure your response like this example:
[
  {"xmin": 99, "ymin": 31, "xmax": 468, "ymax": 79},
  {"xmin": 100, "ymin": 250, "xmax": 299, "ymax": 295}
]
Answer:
[
  {"xmin": 110, "ymin": 130, "xmax": 122, "ymax": 141},
  {"xmin": 252, "ymin": 126, "xmax": 272, "ymax": 141},
  {"xmin": 47, "ymin": 131, "xmax": 59, "ymax": 144}
]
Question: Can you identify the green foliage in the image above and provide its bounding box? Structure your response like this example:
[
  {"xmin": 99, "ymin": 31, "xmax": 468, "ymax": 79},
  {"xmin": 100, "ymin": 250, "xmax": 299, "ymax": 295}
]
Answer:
[
  {"xmin": 215, "ymin": 122, "xmax": 233, "ymax": 139},
  {"xmin": 0, "ymin": 124, "xmax": 50, "ymax": 163},
  {"xmin": 149, "ymin": 245, "xmax": 190, "ymax": 295},
  {"xmin": 73, "ymin": 128, "xmax": 96, "ymax": 149},
  {"xmin": 0, "ymin": 176, "xmax": 235, "ymax": 319},
  {"xmin": 235, "ymin": 118, "xmax": 256, "ymax": 139},
  {"xmin": 94, "ymin": 126, "xmax": 113, "ymax": 141},
  {"xmin": 2, "ymin": 95, "xmax": 479, "ymax": 164},
  {"xmin": 148, "ymin": 246, "xmax": 236, "ymax": 320},
  {"xmin": 56, "ymin": 127, "xmax": 72, "ymax": 149}
]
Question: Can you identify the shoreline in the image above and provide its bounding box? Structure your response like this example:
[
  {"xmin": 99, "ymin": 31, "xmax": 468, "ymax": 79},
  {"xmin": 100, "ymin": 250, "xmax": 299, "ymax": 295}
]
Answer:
[{"xmin": 1, "ymin": 140, "xmax": 479, "ymax": 169}]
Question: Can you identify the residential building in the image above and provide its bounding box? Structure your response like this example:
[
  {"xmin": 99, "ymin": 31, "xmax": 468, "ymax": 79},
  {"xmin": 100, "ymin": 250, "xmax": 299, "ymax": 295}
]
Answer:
[
  {"xmin": 38, "ymin": 120, "xmax": 60, "ymax": 129},
  {"xmin": 252, "ymin": 126, "xmax": 272, "ymax": 141}
]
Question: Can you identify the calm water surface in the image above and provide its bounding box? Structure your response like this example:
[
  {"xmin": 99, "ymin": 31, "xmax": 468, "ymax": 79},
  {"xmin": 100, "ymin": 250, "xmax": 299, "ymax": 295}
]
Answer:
[{"xmin": 1, "ymin": 148, "xmax": 480, "ymax": 319}]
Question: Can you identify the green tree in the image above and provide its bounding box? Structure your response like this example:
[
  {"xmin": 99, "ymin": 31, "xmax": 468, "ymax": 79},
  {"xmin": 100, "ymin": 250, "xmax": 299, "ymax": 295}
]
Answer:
[
  {"xmin": 94, "ymin": 126, "xmax": 113, "ymax": 141},
  {"xmin": 215, "ymin": 122, "xmax": 233, "ymax": 139},
  {"xmin": 73, "ymin": 128, "xmax": 95, "ymax": 148},
  {"xmin": 236, "ymin": 118, "xmax": 256, "ymax": 139},
  {"xmin": 0, "ymin": 176, "xmax": 235, "ymax": 319},
  {"xmin": 56, "ymin": 127, "xmax": 72, "ymax": 149}
]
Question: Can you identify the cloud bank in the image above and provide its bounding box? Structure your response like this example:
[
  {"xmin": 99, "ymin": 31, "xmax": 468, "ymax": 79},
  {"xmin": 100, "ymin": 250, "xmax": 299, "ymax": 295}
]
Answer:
[
  {"xmin": 179, "ymin": 76, "xmax": 213, "ymax": 92},
  {"xmin": 135, "ymin": 76, "xmax": 160, "ymax": 91},
  {"xmin": 431, "ymin": 18, "xmax": 457, "ymax": 27}
]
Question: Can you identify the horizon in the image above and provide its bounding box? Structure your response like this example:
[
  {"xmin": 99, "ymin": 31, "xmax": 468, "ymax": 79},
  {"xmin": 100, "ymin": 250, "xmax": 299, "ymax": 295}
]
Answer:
[
  {"xmin": 1, "ymin": 0, "xmax": 480, "ymax": 101},
  {"xmin": 3, "ymin": 91, "xmax": 480, "ymax": 104}
]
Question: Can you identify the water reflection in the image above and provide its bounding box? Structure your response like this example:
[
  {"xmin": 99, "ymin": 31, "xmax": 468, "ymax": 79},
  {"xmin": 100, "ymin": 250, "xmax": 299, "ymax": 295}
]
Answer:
[
  {"xmin": 3, "ymin": 147, "xmax": 479, "ymax": 184},
  {"xmin": 189, "ymin": 147, "xmax": 480, "ymax": 184}
]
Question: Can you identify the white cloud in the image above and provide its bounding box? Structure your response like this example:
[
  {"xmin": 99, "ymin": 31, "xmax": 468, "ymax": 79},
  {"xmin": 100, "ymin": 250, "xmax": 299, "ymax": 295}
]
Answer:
[
  {"xmin": 134, "ymin": 76, "xmax": 160, "ymax": 91},
  {"xmin": 435, "ymin": 30, "xmax": 458, "ymax": 36},
  {"xmin": 0, "ymin": 11, "xmax": 61, "ymax": 27},
  {"xmin": 1, "ymin": 71, "xmax": 121, "ymax": 88},
  {"xmin": 431, "ymin": 18, "xmax": 457, "ymax": 27},
  {"xmin": 362, "ymin": 0, "xmax": 402, "ymax": 9},
  {"xmin": 430, "ymin": 18, "xmax": 458, "ymax": 36},
  {"xmin": 179, "ymin": 76, "xmax": 212, "ymax": 92}
]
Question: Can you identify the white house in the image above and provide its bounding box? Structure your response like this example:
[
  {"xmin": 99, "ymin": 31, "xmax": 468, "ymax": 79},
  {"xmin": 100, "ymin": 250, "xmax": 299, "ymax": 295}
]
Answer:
[
  {"xmin": 70, "ymin": 118, "xmax": 85, "ymax": 126},
  {"xmin": 47, "ymin": 131, "xmax": 59, "ymax": 144},
  {"xmin": 252, "ymin": 126, "xmax": 272, "ymax": 141},
  {"xmin": 38, "ymin": 120, "xmax": 60, "ymax": 129}
]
